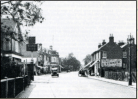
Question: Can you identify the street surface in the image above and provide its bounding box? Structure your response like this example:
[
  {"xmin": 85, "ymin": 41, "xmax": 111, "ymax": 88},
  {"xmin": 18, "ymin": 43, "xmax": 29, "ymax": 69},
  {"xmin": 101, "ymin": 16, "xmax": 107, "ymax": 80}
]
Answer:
[{"xmin": 29, "ymin": 72, "xmax": 136, "ymax": 98}]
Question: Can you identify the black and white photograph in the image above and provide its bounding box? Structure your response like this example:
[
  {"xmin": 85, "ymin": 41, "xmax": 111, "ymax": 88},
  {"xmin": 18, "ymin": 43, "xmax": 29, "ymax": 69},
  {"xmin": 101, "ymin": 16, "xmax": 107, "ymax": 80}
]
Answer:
[{"xmin": 1, "ymin": 0, "xmax": 136, "ymax": 98}]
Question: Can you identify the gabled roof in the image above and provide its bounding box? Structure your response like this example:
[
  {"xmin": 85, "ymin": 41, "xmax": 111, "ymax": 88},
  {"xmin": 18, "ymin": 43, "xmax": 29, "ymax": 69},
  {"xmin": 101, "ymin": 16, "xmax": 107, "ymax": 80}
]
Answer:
[
  {"xmin": 1, "ymin": 18, "xmax": 24, "ymax": 41},
  {"xmin": 1, "ymin": 19, "xmax": 17, "ymax": 32},
  {"xmin": 91, "ymin": 42, "xmax": 108, "ymax": 55}
]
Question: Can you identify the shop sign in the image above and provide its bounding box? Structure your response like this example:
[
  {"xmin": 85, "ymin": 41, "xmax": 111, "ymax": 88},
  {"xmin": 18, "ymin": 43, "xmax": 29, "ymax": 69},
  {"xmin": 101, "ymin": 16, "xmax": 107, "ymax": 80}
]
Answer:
[
  {"xmin": 29, "ymin": 37, "xmax": 35, "ymax": 44},
  {"xmin": 26, "ymin": 44, "xmax": 37, "ymax": 51},
  {"xmin": 101, "ymin": 59, "xmax": 122, "ymax": 67}
]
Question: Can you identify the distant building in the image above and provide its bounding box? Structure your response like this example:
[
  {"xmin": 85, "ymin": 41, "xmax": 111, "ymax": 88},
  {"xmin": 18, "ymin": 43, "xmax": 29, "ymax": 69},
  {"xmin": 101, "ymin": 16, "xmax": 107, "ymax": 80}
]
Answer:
[
  {"xmin": 48, "ymin": 46, "xmax": 61, "ymax": 72},
  {"xmin": 90, "ymin": 34, "xmax": 123, "ymax": 77},
  {"xmin": 33, "ymin": 45, "xmax": 61, "ymax": 74}
]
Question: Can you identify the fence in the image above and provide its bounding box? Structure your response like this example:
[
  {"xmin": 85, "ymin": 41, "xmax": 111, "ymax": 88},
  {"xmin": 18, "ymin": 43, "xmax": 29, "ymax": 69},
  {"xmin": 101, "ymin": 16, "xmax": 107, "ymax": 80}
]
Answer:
[
  {"xmin": 104, "ymin": 71, "xmax": 136, "ymax": 82},
  {"xmin": 104, "ymin": 71, "xmax": 125, "ymax": 81},
  {"xmin": 1, "ymin": 75, "xmax": 30, "ymax": 98}
]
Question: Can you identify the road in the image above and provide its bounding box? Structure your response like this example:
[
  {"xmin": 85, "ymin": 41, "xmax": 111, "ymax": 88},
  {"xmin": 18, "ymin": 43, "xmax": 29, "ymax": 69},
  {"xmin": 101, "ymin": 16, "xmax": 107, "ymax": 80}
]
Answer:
[{"xmin": 29, "ymin": 72, "xmax": 136, "ymax": 98}]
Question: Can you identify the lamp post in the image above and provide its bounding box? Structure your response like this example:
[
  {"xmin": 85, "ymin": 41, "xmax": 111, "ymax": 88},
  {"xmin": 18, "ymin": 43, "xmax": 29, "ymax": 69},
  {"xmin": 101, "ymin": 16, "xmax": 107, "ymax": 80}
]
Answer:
[{"xmin": 127, "ymin": 34, "xmax": 133, "ymax": 85}]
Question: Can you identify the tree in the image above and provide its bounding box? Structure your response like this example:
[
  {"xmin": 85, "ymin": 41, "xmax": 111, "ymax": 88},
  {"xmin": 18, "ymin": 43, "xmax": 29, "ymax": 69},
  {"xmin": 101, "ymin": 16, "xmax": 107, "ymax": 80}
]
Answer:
[
  {"xmin": 83, "ymin": 54, "xmax": 91, "ymax": 65},
  {"xmin": 1, "ymin": 1, "xmax": 45, "ymax": 78},
  {"xmin": 1, "ymin": 0, "xmax": 45, "ymax": 59},
  {"xmin": 61, "ymin": 53, "xmax": 81, "ymax": 71},
  {"xmin": 1, "ymin": 1, "xmax": 45, "ymax": 41}
]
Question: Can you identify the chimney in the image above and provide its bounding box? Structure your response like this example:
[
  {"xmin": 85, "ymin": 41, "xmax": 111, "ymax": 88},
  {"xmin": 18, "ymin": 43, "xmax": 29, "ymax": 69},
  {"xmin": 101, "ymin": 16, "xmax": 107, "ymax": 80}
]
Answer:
[
  {"xmin": 127, "ymin": 34, "xmax": 135, "ymax": 45},
  {"xmin": 102, "ymin": 40, "xmax": 106, "ymax": 45},
  {"xmin": 109, "ymin": 34, "xmax": 114, "ymax": 43},
  {"xmin": 98, "ymin": 43, "xmax": 101, "ymax": 48},
  {"xmin": 118, "ymin": 41, "xmax": 125, "ymax": 46},
  {"xmin": 50, "ymin": 45, "xmax": 53, "ymax": 50}
]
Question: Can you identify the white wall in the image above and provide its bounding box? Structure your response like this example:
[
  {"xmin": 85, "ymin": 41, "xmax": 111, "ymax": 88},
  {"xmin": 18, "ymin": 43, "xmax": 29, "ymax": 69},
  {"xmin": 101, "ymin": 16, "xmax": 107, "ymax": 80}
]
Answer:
[{"xmin": 22, "ymin": 58, "xmax": 37, "ymax": 63}]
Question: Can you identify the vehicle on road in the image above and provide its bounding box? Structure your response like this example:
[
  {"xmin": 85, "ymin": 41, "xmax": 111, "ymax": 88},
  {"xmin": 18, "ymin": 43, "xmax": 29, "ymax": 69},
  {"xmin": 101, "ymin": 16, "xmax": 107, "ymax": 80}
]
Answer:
[
  {"xmin": 51, "ymin": 67, "xmax": 59, "ymax": 77},
  {"xmin": 78, "ymin": 69, "xmax": 88, "ymax": 77}
]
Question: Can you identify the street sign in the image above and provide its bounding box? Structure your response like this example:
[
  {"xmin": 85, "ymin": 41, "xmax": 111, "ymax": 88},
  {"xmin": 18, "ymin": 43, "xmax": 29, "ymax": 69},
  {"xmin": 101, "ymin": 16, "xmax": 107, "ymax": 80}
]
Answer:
[
  {"xmin": 26, "ymin": 44, "xmax": 38, "ymax": 51},
  {"xmin": 29, "ymin": 37, "xmax": 35, "ymax": 44}
]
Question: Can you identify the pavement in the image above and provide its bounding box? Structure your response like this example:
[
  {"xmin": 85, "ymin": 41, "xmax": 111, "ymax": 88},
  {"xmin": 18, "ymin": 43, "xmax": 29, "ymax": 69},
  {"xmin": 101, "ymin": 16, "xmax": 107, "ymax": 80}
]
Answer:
[
  {"xmin": 88, "ymin": 75, "xmax": 136, "ymax": 89},
  {"xmin": 16, "ymin": 72, "xmax": 136, "ymax": 98},
  {"xmin": 15, "ymin": 84, "xmax": 36, "ymax": 98}
]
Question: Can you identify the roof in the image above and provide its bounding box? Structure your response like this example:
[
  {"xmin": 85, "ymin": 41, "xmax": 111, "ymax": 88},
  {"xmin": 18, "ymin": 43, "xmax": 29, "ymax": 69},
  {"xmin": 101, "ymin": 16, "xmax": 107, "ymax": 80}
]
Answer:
[
  {"xmin": 120, "ymin": 43, "xmax": 127, "ymax": 48},
  {"xmin": 1, "ymin": 18, "xmax": 24, "ymax": 41},
  {"xmin": 1, "ymin": 19, "xmax": 17, "ymax": 32},
  {"xmin": 91, "ymin": 43, "xmax": 108, "ymax": 55}
]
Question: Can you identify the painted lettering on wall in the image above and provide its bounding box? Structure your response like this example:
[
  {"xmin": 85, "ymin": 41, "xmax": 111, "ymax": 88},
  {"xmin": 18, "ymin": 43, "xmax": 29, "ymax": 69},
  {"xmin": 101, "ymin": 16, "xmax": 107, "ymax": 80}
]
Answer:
[{"xmin": 101, "ymin": 59, "xmax": 122, "ymax": 67}]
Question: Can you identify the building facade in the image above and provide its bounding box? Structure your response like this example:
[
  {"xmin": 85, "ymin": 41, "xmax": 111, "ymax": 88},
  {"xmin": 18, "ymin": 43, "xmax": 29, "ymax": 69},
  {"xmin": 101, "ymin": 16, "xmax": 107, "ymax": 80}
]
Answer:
[
  {"xmin": 34, "ymin": 45, "xmax": 61, "ymax": 74},
  {"xmin": 90, "ymin": 34, "xmax": 123, "ymax": 77},
  {"xmin": 84, "ymin": 34, "xmax": 137, "ymax": 82},
  {"xmin": 1, "ymin": 18, "xmax": 24, "ymax": 64}
]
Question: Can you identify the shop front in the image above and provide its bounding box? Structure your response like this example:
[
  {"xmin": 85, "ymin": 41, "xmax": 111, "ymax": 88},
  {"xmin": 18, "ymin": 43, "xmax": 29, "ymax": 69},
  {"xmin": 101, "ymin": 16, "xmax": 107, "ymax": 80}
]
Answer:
[{"xmin": 100, "ymin": 59, "xmax": 125, "ymax": 81}]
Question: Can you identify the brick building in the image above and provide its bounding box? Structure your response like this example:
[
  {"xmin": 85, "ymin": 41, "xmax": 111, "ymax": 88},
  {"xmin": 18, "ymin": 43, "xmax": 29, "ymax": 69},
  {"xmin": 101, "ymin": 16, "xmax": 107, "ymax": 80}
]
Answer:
[
  {"xmin": 83, "ymin": 34, "xmax": 136, "ymax": 82},
  {"xmin": 89, "ymin": 34, "xmax": 123, "ymax": 77},
  {"xmin": 119, "ymin": 37, "xmax": 137, "ymax": 71}
]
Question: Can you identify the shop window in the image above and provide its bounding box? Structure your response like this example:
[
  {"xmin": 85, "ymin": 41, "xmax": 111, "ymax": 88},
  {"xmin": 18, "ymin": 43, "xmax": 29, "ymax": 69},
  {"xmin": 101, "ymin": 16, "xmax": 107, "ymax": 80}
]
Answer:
[{"xmin": 102, "ymin": 51, "xmax": 107, "ymax": 58}]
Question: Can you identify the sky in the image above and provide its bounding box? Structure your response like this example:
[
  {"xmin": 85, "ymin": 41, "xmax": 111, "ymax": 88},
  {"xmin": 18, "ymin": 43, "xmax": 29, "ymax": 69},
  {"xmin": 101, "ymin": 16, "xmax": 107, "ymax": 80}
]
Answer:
[{"xmin": 27, "ymin": 1, "xmax": 136, "ymax": 65}]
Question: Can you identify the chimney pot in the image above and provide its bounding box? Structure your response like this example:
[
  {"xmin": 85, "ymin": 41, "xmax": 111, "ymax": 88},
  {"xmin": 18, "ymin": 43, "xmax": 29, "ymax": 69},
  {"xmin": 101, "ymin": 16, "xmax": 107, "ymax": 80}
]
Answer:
[
  {"xmin": 102, "ymin": 40, "xmax": 106, "ymax": 45},
  {"xmin": 109, "ymin": 34, "xmax": 114, "ymax": 43},
  {"xmin": 98, "ymin": 43, "xmax": 101, "ymax": 48}
]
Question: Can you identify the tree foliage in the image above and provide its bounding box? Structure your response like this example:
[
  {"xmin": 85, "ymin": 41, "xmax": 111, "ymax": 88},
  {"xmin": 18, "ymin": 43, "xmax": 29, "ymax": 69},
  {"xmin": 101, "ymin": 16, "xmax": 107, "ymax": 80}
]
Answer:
[
  {"xmin": 1, "ymin": 1, "xmax": 44, "ymax": 26},
  {"xmin": 1, "ymin": 1, "xmax": 45, "ymax": 41},
  {"xmin": 83, "ymin": 54, "xmax": 91, "ymax": 65},
  {"xmin": 61, "ymin": 53, "xmax": 81, "ymax": 71}
]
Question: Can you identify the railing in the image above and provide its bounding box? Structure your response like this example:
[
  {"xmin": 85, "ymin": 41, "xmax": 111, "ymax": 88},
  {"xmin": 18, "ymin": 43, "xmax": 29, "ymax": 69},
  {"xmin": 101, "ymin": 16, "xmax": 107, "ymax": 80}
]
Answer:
[
  {"xmin": 0, "ymin": 75, "xmax": 30, "ymax": 98},
  {"xmin": 104, "ymin": 71, "xmax": 136, "ymax": 82},
  {"xmin": 104, "ymin": 71, "xmax": 125, "ymax": 81}
]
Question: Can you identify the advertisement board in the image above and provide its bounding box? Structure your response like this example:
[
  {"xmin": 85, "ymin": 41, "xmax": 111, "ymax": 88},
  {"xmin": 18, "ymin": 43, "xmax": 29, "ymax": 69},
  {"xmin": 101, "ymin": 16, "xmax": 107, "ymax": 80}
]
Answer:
[
  {"xmin": 26, "ymin": 44, "xmax": 38, "ymax": 51},
  {"xmin": 101, "ymin": 59, "xmax": 122, "ymax": 67},
  {"xmin": 29, "ymin": 37, "xmax": 35, "ymax": 44}
]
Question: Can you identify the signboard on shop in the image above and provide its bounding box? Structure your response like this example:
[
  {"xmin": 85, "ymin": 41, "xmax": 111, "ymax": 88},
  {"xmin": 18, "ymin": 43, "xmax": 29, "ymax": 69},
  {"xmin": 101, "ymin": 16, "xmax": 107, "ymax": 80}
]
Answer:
[
  {"xmin": 26, "ymin": 44, "xmax": 37, "ymax": 51},
  {"xmin": 101, "ymin": 59, "xmax": 122, "ymax": 67},
  {"xmin": 29, "ymin": 37, "xmax": 35, "ymax": 44}
]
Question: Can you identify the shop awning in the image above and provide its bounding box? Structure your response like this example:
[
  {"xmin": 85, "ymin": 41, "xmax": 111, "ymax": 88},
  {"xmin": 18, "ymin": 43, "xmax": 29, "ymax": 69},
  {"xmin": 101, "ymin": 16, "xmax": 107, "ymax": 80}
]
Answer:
[
  {"xmin": 36, "ymin": 65, "xmax": 42, "ymax": 69},
  {"xmin": 80, "ymin": 61, "xmax": 93, "ymax": 70},
  {"xmin": 89, "ymin": 60, "xmax": 99, "ymax": 68},
  {"xmin": 84, "ymin": 61, "xmax": 93, "ymax": 68},
  {"xmin": 59, "ymin": 65, "xmax": 64, "ymax": 68}
]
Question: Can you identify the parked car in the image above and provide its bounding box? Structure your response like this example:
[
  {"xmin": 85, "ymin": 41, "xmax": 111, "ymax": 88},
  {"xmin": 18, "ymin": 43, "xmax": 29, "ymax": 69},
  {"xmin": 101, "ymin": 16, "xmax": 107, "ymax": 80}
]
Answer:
[
  {"xmin": 51, "ymin": 68, "xmax": 59, "ymax": 77},
  {"xmin": 78, "ymin": 69, "xmax": 88, "ymax": 77}
]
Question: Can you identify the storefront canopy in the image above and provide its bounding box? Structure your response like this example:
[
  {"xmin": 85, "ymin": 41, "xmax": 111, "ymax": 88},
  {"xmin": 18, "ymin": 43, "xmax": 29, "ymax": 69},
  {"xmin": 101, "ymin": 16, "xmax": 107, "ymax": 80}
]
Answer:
[
  {"xmin": 59, "ymin": 65, "xmax": 64, "ymax": 68},
  {"xmin": 80, "ymin": 61, "xmax": 93, "ymax": 70},
  {"xmin": 89, "ymin": 60, "xmax": 99, "ymax": 68}
]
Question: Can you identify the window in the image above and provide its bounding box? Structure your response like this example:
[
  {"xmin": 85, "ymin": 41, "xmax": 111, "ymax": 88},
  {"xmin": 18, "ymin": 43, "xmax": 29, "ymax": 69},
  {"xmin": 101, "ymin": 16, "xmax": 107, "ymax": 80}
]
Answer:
[
  {"xmin": 102, "ymin": 51, "xmax": 107, "ymax": 58},
  {"xmin": 123, "ymin": 63, "xmax": 126, "ymax": 68},
  {"xmin": 51, "ymin": 57, "xmax": 57, "ymax": 62},
  {"xmin": 123, "ymin": 51, "xmax": 127, "ymax": 58}
]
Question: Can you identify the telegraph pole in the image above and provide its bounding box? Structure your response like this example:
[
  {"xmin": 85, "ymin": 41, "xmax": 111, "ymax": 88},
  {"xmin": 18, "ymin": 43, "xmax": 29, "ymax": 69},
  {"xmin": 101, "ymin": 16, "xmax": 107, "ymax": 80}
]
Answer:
[{"xmin": 128, "ymin": 34, "xmax": 132, "ymax": 85}]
